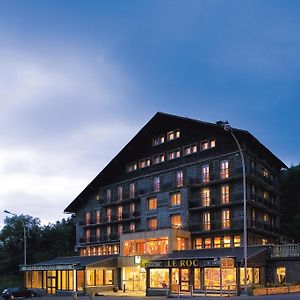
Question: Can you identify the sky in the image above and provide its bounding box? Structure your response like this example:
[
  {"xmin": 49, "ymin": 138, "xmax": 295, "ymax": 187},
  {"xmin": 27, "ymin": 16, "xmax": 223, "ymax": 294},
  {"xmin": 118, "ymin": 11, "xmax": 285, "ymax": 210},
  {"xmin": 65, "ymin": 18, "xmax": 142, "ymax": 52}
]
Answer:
[{"xmin": 0, "ymin": 0, "xmax": 299, "ymax": 226}]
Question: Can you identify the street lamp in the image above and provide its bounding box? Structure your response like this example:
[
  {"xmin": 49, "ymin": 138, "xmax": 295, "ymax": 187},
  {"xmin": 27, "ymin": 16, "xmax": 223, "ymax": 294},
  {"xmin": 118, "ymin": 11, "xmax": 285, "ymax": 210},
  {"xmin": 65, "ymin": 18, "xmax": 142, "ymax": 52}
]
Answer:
[
  {"xmin": 217, "ymin": 121, "xmax": 248, "ymax": 294},
  {"xmin": 4, "ymin": 210, "xmax": 27, "ymax": 266}
]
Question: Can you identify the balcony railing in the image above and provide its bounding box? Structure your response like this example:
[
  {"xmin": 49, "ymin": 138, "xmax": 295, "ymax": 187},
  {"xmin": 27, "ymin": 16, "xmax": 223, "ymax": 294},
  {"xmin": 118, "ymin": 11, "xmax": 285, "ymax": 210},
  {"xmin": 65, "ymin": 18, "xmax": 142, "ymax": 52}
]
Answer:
[
  {"xmin": 271, "ymin": 244, "xmax": 300, "ymax": 258},
  {"xmin": 79, "ymin": 233, "xmax": 121, "ymax": 244}
]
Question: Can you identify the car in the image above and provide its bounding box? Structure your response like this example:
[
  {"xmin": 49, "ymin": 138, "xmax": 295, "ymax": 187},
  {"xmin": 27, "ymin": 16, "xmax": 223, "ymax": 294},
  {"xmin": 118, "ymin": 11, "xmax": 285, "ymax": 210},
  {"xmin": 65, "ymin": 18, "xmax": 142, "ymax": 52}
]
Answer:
[{"xmin": 1, "ymin": 288, "xmax": 37, "ymax": 299}]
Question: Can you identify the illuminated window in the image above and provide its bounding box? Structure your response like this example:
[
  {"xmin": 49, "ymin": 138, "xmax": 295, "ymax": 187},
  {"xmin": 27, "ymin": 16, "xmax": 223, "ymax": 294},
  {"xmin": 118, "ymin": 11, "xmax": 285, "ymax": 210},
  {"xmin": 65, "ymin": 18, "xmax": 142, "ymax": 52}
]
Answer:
[
  {"xmin": 195, "ymin": 238, "xmax": 202, "ymax": 249},
  {"xmin": 262, "ymin": 238, "xmax": 268, "ymax": 245},
  {"xmin": 118, "ymin": 186, "xmax": 123, "ymax": 201},
  {"xmin": 167, "ymin": 129, "xmax": 180, "ymax": 141},
  {"xmin": 263, "ymin": 168, "xmax": 269, "ymax": 177},
  {"xmin": 96, "ymin": 194, "xmax": 100, "ymax": 201},
  {"xmin": 222, "ymin": 209, "xmax": 230, "ymax": 229},
  {"xmin": 153, "ymin": 177, "xmax": 160, "ymax": 192},
  {"xmin": 176, "ymin": 237, "xmax": 187, "ymax": 250},
  {"xmin": 204, "ymin": 237, "xmax": 211, "ymax": 248},
  {"xmin": 153, "ymin": 135, "xmax": 165, "ymax": 146},
  {"xmin": 86, "ymin": 229, "xmax": 91, "ymax": 243},
  {"xmin": 214, "ymin": 237, "xmax": 221, "ymax": 248},
  {"xmin": 203, "ymin": 212, "xmax": 211, "ymax": 230},
  {"xmin": 148, "ymin": 217, "xmax": 157, "ymax": 230},
  {"xmin": 118, "ymin": 224, "xmax": 123, "ymax": 235},
  {"xmin": 263, "ymin": 213, "xmax": 270, "ymax": 223},
  {"xmin": 104, "ymin": 270, "xmax": 113, "ymax": 285},
  {"xmin": 117, "ymin": 206, "xmax": 122, "ymax": 220},
  {"xmin": 221, "ymin": 185, "xmax": 230, "ymax": 204},
  {"xmin": 107, "ymin": 208, "xmax": 111, "ymax": 222},
  {"xmin": 107, "ymin": 225, "xmax": 111, "ymax": 236},
  {"xmin": 96, "ymin": 228, "xmax": 100, "ymax": 241},
  {"xmin": 224, "ymin": 236, "xmax": 231, "ymax": 247},
  {"xmin": 127, "ymin": 162, "xmax": 137, "ymax": 172},
  {"xmin": 171, "ymin": 192, "xmax": 181, "ymax": 206},
  {"xmin": 139, "ymin": 158, "xmax": 151, "ymax": 168},
  {"xmin": 176, "ymin": 170, "xmax": 184, "ymax": 187},
  {"xmin": 210, "ymin": 139, "xmax": 216, "ymax": 148},
  {"xmin": 277, "ymin": 267, "xmax": 286, "ymax": 284},
  {"xmin": 148, "ymin": 197, "xmax": 157, "ymax": 210},
  {"xmin": 95, "ymin": 209, "xmax": 101, "ymax": 224},
  {"xmin": 202, "ymin": 188, "xmax": 210, "ymax": 206},
  {"xmin": 168, "ymin": 149, "xmax": 181, "ymax": 160},
  {"xmin": 171, "ymin": 214, "xmax": 182, "ymax": 229},
  {"xmin": 107, "ymin": 189, "xmax": 112, "ymax": 202},
  {"xmin": 95, "ymin": 270, "xmax": 103, "ymax": 286},
  {"xmin": 130, "ymin": 202, "xmax": 135, "ymax": 213},
  {"xmin": 150, "ymin": 269, "xmax": 169, "ymax": 288},
  {"xmin": 202, "ymin": 164, "xmax": 210, "ymax": 182},
  {"xmin": 129, "ymin": 183, "xmax": 136, "ymax": 198},
  {"xmin": 201, "ymin": 140, "xmax": 209, "ymax": 150},
  {"xmin": 130, "ymin": 222, "xmax": 135, "ymax": 232},
  {"xmin": 234, "ymin": 236, "xmax": 241, "ymax": 247},
  {"xmin": 263, "ymin": 191, "xmax": 269, "ymax": 199},
  {"xmin": 251, "ymin": 208, "xmax": 256, "ymax": 222},
  {"xmin": 183, "ymin": 144, "xmax": 197, "ymax": 155},
  {"xmin": 85, "ymin": 212, "xmax": 91, "ymax": 225},
  {"xmin": 153, "ymin": 153, "xmax": 165, "ymax": 165},
  {"xmin": 220, "ymin": 159, "xmax": 229, "ymax": 179}
]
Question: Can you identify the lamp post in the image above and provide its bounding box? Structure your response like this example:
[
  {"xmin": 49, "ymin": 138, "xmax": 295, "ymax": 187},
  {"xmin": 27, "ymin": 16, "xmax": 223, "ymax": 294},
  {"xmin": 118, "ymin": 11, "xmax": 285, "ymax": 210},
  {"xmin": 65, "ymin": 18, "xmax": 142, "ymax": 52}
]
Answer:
[
  {"xmin": 4, "ymin": 210, "xmax": 27, "ymax": 266},
  {"xmin": 217, "ymin": 121, "xmax": 248, "ymax": 294}
]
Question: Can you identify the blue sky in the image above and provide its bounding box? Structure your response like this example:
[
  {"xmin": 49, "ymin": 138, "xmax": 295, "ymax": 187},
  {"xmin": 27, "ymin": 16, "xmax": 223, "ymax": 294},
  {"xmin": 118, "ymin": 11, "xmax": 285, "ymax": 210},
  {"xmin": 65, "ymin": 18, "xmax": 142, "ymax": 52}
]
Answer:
[{"xmin": 0, "ymin": 1, "xmax": 299, "ymax": 225}]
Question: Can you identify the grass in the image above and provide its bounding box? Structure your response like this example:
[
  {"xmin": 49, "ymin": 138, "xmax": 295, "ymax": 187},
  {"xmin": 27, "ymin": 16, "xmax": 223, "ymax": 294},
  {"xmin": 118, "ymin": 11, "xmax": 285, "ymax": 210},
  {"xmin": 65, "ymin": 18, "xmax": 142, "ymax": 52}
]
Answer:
[{"xmin": 0, "ymin": 273, "xmax": 24, "ymax": 292}]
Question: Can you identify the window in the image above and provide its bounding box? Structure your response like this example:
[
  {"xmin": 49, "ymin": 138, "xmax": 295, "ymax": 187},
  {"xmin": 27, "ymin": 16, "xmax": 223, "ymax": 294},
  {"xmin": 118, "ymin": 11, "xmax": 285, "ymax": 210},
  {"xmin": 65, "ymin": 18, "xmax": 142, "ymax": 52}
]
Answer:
[
  {"xmin": 201, "ymin": 188, "xmax": 210, "ymax": 207},
  {"xmin": 277, "ymin": 267, "xmax": 286, "ymax": 284},
  {"xmin": 210, "ymin": 139, "xmax": 216, "ymax": 148},
  {"xmin": 149, "ymin": 269, "xmax": 169, "ymax": 288},
  {"xmin": 153, "ymin": 177, "xmax": 160, "ymax": 192},
  {"xmin": 176, "ymin": 237, "xmax": 186, "ymax": 250},
  {"xmin": 129, "ymin": 183, "xmax": 136, "ymax": 198},
  {"xmin": 203, "ymin": 212, "xmax": 211, "ymax": 230},
  {"xmin": 167, "ymin": 129, "xmax": 180, "ymax": 141},
  {"xmin": 263, "ymin": 191, "xmax": 269, "ymax": 200},
  {"xmin": 86, "ymin": 229, "xmax": 91, "ymax": 243},
  {"xmin": 200, "ymin": 140, "xmax": 209, "ymax": 151},
  {"xmin": 130, "ymin": 202, "xmax": 135, "ymax": 213},
  {"xmin": 251, "ymin": 185, "xmax": 256, "ymax": 199},
  {"xmin": 214, "ymin": 237, "xmax": 221, "ymax": 248},
  {"xmin": 220, "ymin": 159, "xmax": 229, "ymax": 179},
  {"xmin": 104, "ymin": 270, "xmax": 113, "ymax": 285},
  {"xmin": 171, "ymin": 192, "xmax": 181, "ymax": 206},
  {"xmin": 201, "ymin": 139, "xmax": 215, "ymax": 150},
  {"xmin": 130, "ymin": 222, "xmax": 135, "ymax": 232},
  {"xmin": 263, "ymin": 213, "xmax": 270, "ymax": 223},
  {"xmin": 107, "ymin": 208, "xmax": 111, "ymax": 222},
  {"xmin": 153, "ymin": 135, "xmax": 165, "ymax": 146},
  {"xmin": 148, "ymin": 197, "xmax": 157, "ymax": 210},
  {"xmin": 202, "ymin": 164, "xmax": 210, "ymax": 182},
  {"xmin": 204, "ymin": 237, "xmax": 211, "ymax": 248},
  {"xmin": 139, "ymin": 158, "xmax": 151, "ymax": 168},
  {"xmin": 224, "ymin": 236, "xmax": 231, "ymax": 247},
  {"xmin": 118, "ymin": 186, "xmax": 123, "ymax": 201},
  {"xmin": 95, "ymin": 209, "xmax": 101, "ymax": 224},
  {"xmin": 107, "ymin": 225, "xmax": 111, "ymax": 235},
  {"xmin": 148, "ymin": 217, "xmax": 157, "ymax": 230},
  {"xmin": 234, "ymin": 236, "xmax": 241, "ymax": 247},
  {"xmin": 127, "ymin": 162, "xmax": 137, "ymax": 172},
  {"xmin": 96, "ymin": 194, "xmax": 100, "ymax": 201},
  {"xmin": 107, "ymin": 189, "xmax": 112, "ymax": 202},
  {"xmin": 171, "ymin": 214, "xmax": 182, "ymax": 229},
  {"xmin": 195, "ymin": 238, "xmax": 202, "ymax": 249},
  {"xmin": 153, "ymin": 153, "xmax": 165, "ymax": 165},
  {"xmin": 262, "ymin": 239, "xmax": 268, "ymax": 245},
  {"xmin": 263, "ymin": 168, "xmax": 269, "ymax": 177},
  {"xmin": 168, "ymin": 149, "xmax": 180, "ymax": 160},
  {"xmin": 117, "ymin": 206, "xmax": 122, "ymax": 220},
  {"xmin": 85, "ymin": 212, "xmax": 91, "ymax": 225},
  {"xmin": 176, "ymin": 170, "xmax": 184, "ymax": 187},
  {"xmin": 221, "ymin": 185, "xmax": 230, "ymax": 204},
  {"xmin": 118, "ymin": 224, "xmax": 123, "ymax": 235},
  {"xmin": 222, "ymin": 209, "xmax": 230, "ymax": 229},
  {"xmin": 183, "ymin": 144, "xmax": 197, "ymax": 156}
]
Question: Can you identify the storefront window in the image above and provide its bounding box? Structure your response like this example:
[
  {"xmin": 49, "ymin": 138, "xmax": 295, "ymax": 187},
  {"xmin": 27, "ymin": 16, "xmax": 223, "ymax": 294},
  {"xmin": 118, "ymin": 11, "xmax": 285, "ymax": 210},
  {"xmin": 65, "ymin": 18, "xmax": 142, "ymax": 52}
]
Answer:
[
  {"xmin": 61, "ymin": 270, "xmax": 68, "ymax": 290},
  {"xmin": 57, "ymin": 271, "xmax": 61, "ymax": 290},
  {"xmin": 69, "ymin": 271, "xmax": 74, "ymax": 291},
  {"xmin": 171, "ymin": 268, "xmax": 179, "ymax": 292},
  {"xmin": 204, "ymin": 268, "xmax": 220, "ymax": 289},
  {"xmin": 77, "ymin": 270, "xmax": 84, "ymax": 291},
  {"xmin": 96, "ymin": 270, "xmax": 103, "ymax": 285},
  {"xmin": 240, "ymin": 268, "xmax": 254, "ymax": 286},
  {"xmin": 194, "ymin": 268, "xmax": 201, "ymax": 289},
  {"xmin": 87, "ymin": 270, "xmax": 95, "ymax": 286},
  {"xmin": 104, "ymin": 270, "xmax": 113, "ymax": 285},
  {"xmin": 277, "ymin": 267, "xmax": 286, "ymax": 284},
  {"xmin": 150, "ymin": 269, "xmax": 169, "ymax": 288},
  {"xmin": 222, "ymin": 268, "xmax": 236, "ymax": 289}
]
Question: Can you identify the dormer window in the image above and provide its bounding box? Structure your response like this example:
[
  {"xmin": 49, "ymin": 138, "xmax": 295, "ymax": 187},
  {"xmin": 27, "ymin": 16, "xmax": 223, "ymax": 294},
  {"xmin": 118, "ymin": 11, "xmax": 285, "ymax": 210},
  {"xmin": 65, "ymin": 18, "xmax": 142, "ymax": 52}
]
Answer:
[
  {"xmin": 167, "ymin": 129, "xmax": 180, "ymax": 141},
  {"xmin": 127, "ymin": 162, "xmax": 137, "ymax": 172},
  {"xmin": 153, "ymin": 153, "xmax": 165, "ymax": 165},
  {"xmin": 139, "ymin": 158, "xmax": 151, "ymax": 169},
  {"xmin": 153, "ymin": 135, "xmax": 165, "ymax": 146},
  {"xmin": 200, "ymin": 139, "xmax": 216, "ymax": 151},
  {"xmin": 183, "ymin": 144, "xmax": 197, "ymax": 156},
  {"xmin": 168, "ymin": 149, "xmax": 180, "ymax": 160}
]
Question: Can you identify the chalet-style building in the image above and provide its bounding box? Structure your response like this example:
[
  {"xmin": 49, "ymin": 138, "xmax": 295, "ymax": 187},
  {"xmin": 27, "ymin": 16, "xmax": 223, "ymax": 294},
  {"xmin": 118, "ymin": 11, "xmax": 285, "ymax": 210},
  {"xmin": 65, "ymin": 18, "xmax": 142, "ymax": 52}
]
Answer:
[{"xmin": 21, "ymin": 112, "xmax": 300, "ymax": 296}]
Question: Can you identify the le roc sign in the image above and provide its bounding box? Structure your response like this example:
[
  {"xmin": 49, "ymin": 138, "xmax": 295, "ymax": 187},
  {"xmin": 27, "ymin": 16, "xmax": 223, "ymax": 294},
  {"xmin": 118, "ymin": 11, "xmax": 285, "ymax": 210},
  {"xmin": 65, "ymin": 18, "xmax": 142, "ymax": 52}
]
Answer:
[{"xmin": 167, "ymin": 259, "xmax": 199, "ymax": 267}]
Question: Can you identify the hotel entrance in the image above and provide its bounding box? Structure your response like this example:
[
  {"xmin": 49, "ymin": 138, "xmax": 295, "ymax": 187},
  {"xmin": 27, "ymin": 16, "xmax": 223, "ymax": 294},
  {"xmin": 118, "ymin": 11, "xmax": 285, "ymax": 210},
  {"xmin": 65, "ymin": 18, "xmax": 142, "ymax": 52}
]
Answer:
[
  {"xmin": 46, "ymin": 271, "xmax": 56, "ymax": 294},
  {"xmin": 122, "ymin": 267, "xmax": 146, "ymax": 291}
]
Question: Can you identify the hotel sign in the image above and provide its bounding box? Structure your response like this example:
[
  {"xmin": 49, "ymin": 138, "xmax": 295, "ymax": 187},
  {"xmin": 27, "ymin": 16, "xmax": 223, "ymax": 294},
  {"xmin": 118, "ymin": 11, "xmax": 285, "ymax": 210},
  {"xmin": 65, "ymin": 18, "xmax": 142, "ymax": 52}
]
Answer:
[
  {"xmin": 20, "ymin": 264, "xmax": 77, "ymax": 271},
  {"xmin": 145, "ymin": 258, "xmax": 220, "ymax": 268},
  {"xmin": 221, "ymin": 257, "xmax": 235, "ymax": 268}
]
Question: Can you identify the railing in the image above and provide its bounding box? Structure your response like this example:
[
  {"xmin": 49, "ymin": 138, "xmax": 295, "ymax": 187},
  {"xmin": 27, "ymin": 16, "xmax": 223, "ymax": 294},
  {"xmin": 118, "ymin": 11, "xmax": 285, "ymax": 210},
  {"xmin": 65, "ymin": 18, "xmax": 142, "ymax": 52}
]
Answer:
[
  {"xmin": 79, "ymin": 233, "xmax": 121, "ymax": 244},
  {"xmin": 271, "ymin": 244, "xmax": 300, "ymax": 258}
]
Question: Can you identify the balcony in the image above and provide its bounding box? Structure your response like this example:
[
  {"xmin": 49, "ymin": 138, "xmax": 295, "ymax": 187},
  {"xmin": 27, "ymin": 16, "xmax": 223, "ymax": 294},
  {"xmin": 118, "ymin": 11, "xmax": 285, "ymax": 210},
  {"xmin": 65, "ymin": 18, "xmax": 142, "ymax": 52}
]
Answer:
[
  {"xmin": 250, "ymin": 194, "xmax": 280, "ymax": 211},
  {"xmin": 102, "ymin": 193, "xmax": 140, "ymax": 207},
  {"xmin": 271, "ymin": 244, "xmax": 300, "ymax": 258},
  {"xmin": 79, "ymin": 233, "xmax": 121, "ymax": 244}
]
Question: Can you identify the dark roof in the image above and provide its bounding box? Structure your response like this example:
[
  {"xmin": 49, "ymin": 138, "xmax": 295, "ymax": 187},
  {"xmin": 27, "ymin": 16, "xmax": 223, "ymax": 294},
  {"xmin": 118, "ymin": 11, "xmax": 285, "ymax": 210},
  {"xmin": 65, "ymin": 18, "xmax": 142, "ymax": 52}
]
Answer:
[
  {"xmin": 158, "ymin": 245, "xmax": 268, "ymax": 263},
  {"xmin": 65, "ymin": 112, "xmax": 287, "ymax": 213}
]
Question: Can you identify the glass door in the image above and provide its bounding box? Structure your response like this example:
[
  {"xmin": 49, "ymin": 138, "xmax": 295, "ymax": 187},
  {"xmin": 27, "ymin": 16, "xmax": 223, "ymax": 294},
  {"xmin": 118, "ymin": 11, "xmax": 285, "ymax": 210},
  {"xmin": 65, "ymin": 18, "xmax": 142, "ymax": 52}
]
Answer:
[
  {"xmin": 171, "ymin": 268, "xmax": 179, "ymax": 293},
  {"xmin": 46, "ymin": 272, "xmax": 56, "ymax": 294},
  {"xmin": 180, "ymin": 269, "xmax": 190, "ymax": 292}
]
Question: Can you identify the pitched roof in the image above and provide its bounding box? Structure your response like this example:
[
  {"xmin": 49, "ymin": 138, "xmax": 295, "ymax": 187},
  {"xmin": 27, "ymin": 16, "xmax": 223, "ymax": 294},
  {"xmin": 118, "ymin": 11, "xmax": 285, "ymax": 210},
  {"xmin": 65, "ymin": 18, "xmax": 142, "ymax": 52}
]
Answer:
[{"xmin": 65, "ymin": 112, "xmax": 287, "ymax": 213}]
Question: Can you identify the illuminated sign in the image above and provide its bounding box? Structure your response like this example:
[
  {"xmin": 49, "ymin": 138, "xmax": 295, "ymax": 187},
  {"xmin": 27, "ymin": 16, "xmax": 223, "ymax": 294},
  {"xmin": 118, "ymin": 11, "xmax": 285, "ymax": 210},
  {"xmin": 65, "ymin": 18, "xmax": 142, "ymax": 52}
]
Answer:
[
  {"xmin": 134, "ymin": 256, "xmax": 141, "ymax": 264},
  {"xmin": 144, "ymin": 262, "xmax": 163, "ymax": 268},
  {"xmin": 221, "ymin": 257, "xmax": 235, "ymax": 268}
]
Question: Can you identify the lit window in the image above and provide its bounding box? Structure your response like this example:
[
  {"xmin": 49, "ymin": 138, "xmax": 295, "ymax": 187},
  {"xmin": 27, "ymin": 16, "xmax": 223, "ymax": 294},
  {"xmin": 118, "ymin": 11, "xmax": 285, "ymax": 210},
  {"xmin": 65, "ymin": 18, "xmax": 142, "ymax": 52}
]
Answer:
[
  {"xmin": 85, "ymin": 212, "xmax": 91, "ymax": 225},
  {"xmin": 201, "ymin": 140, "xmax": 209, "ymax": 151},
  {"xmin": 130, "ymin": 202, "xmax": 135, "ymax": 214},
  {"xmin": 168, "ymin": 149, "xmax": 181, "ymax": 160},
  {"xmin": 149, "ymin": 269, "xmax": 169, "ymax": 288},
  {"xmin": 139, "ymin": 158, "xmax": 151, "ymax": 168},
  {"xmin": 118, "ymin": 186, "xmax": 123, "ymax": 201},
  {"xmin": 263, "ymin": 168, "xmax": 269, "ymax": 177},
  {"xmin": 107, "ymin": 225, "xmax": 111, "ymax": 235},
  {"xmin": 171, "ymin": 214, "xmax": 182, "ymax": 229},
  {"xmin": 167, "ymin": 129, "xmax": 180, "ymax": 141},
  {"xmin": 171, "ymin": 192, "xmax": 181, "ymax": 206},
  {"xmin": 153, "ymin": 177, "xmax": 160, "ymax": 192},
  {"xmin": 96, "ymin": 194, "xmax": 100, "ymax": 201},
  {"xmin": 263, "ymin": 213, "xmax": 270, "ymax": 223},
  {"xmin": 204, "ymin": 237, "xmax": 211, "ymax": 248},
  {"xmin": 107, "ymin": 208, "xmax": 111, "ymax": 222},
  {"xmin": 183, "ymin": 144, "xmax": 197, "ymax": 156},
  {"xmin": 263, "ymin": 191, "xmax": 269, "ymax": 200},
  {"xmin": 86, "ymin": 229, "xmax": 91, "ymax": 243},
  {"xmin": 221, "ymin": 185, "xmax": 230, "ymax": 204},
  {"xmin": 195, "ymin": 238, "xmax": 202, "ymax": 249},
  {"xmin": 277, "ymin": 267, "xmax": 286, "ymax": 284},
  {"xmin": 148, "ymin": 197, "xmax": 157, "ymax": 210},
  {"xmin": 222, "ymin": 209, "xmax": 230, "ymax": 229},
  {"xmin": 202, "ymin": 164, "xmax": 210, "ymax": 182},
  {"xmin": 153, "ymin": 153, "xmax": 165, "ymax": 165},
  {"xmin": 176, "ymin": 170, "xmax": 184, "ymax": 187},
  {"xmin": 262, "ymin": 239, "xmax": 268, "ymax": 245},
  {"xmin": 203, "ymin": 212, "xmax": 211, "ymax": 230},
  {"xmin": 130, "ymin": 222, "xmax": 135, "ymax": 232},
  {"xmin": 117, "ymin": 206, "xmax": 122, "ymax": 220},
  {"xmin": 95, "ymin": 209, "xmax": 101, "ymax": 224},
  {"xmin": 148, "ymin": 218, "xmax": 157, "ymax": 230},
  {"xmin": 214, "ymin": 237, "xmax": 221, "ymax": 248},
  {"xmin": 202, "ymin": 188, "xmax": 210, "ymax": 206},
  {"xmin": 127, "ymin": 162, "xmax": 137, "ymax": 172},
  {"xmin": 96, "ymin": 228, "xmax": 100, "ymax": 241},
  {"xmin": 118, "ymin": 224, "xmax": 123, "ymax": 235},
  {"xmin": 153, "ymin": 135, "xmax": 165, "ymax": 146},
  {"xmin": 220, "ymin": 159, "xmax": 229, "ymax": 179},
  {"xmin": 210, "ymin": 139, "xmax": 216, "ymax": 148},
  {"xmin": 129, "ymin": 183, "xmax": 136, "ymax": 198},
  {"xmin": 224, "ymin": 236, "xmax": 231, "ymax": 247},
  {"xmin": 107, "ymin": 189, "xmax": 112, "ymax": 202},
  {"xmin": 234, "ymin": 236, "xmax": 240, "ymax": 247},
  {"xmin": 176, "ymin": 237, "xmax": 186, "ymax": 250}
]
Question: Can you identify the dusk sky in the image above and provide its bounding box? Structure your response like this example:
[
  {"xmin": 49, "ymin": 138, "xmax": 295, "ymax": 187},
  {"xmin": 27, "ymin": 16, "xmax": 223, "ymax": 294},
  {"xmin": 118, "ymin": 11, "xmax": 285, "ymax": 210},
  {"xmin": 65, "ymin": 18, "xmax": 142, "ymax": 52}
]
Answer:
[{"xmin": 0, "ymin": 1, "xmax": 299, "ymax": 226}]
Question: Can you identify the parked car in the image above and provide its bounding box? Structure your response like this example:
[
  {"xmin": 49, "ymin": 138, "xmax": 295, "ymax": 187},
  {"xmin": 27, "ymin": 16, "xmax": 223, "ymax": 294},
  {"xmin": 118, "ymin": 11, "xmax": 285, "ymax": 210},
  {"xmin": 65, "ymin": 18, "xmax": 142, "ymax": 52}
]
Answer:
[{"xmin": 1, "ymin": 288, "xmax": 37, "ymax": 299}]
